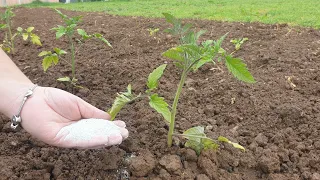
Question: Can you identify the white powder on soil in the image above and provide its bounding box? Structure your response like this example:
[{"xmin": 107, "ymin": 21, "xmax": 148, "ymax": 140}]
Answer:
[{"xmin": 56, "ymin": 118, "xmax": 121, "ymax": 142}]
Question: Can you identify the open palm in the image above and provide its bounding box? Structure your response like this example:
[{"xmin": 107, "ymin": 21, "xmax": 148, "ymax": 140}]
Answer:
[{"xmin": 19, "ymin": 87, "xmax": 128, "ymax": 148}]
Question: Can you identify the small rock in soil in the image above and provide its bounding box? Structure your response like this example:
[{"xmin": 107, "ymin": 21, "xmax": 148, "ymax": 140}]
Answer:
[
  {"xmin": 159, "ymin": 154, "xmax": 182, "ymax": 174},
  {"xmin": 196, "ymin": 174, "xmax": 210, "ymax": 180},
  {"xmin": 159, "ymin": 168, "xmax": 171, "ymax": 180},
  {"xmin": 254, "ymin": 133, "xmax": 268, "ymax": 147},
  {"xmin": 311, "ymin": 173, "xmax": 320, "ymax": 180},
  {"xmin": 198, "ymin": 151, "xmax": 218, "ymax": 179},
  {"xmin": 181, "ymin": 148, "xmax": 198, "ymax": 162},
  {"xmin": 258, "ymin": 151, "xmax": 280, "ymax": 173},
  {"xmin": 77, "ymin": 88, "xmax": 90, "ymax": 97},
  {"xmin": 129, "ymin": 150, "xmax": 156, "ymax": 177},
  {"xmin": 314, "ymin": 140, "xmax": 320, "ymax": 149}
]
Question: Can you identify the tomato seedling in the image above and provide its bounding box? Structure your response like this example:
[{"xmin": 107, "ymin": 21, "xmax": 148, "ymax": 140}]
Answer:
[
  {"xmin": 39, "ymin": 9, "xmax": 112, "ymax": 86},
  {"xmin": 0, "ymin": 7, "xmax": 42, "ymax": 54},
  {"xmin": 108, "ymin": 14, "xmax": 255, "ymax": 154}
]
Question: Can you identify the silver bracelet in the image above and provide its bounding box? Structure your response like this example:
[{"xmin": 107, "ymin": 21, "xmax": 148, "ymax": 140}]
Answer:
[{"xmin": 11, "ymin": 84, "xmax": 38, "ymax": 130}]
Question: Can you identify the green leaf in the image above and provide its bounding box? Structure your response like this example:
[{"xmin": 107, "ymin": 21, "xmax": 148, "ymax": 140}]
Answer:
[
  {"xmin": 77, "ymin": 29, "xmax": 91, "ymax": 40},
  {"xmin": 26, "ymin": 27, "xmax": 34, "ymax": 33},
  {"xmin": 185, "ymin": 140, "xmax": 202, "ymax": 155},
  {"xmin": 16, "ymin": 27, "xmax": 23, "ymax": 32},
  {"xmin": 202, "ymin": 138, "xmax": 219, "ymax": 151},
  {"xmin": 38, "ymin": 51, "xmax": 50, "ymax": 57},
  {"xmin": 22, "ymin": 33, "xmax": 29, "ymax": 41},
  {"xmin": 214, "ymin": 33, "xmax": 228, "ymax": 53},
  {"xmin": 183, "ymin": 126, "xmax": 205, "ymax": 139},
  {"xmin": 54, "ymin": 48, "xmax": 67, "ymax": 55},
  {"xmin": 225, "ymin": 55, "xmax": 255, "ymax": 83},
  {"xmin": 149, "ymin": 94, "xmax": 171, "ymax": 123},
  {"xmin": 183, "ymin": 126, "xmax": 220, "ymax": 154},
  {"xmin": 147, "ymin": 64, "xmax": 167, "ymax": 91},
  {"xmin": 162, "ymin": 47, "xmax": 184, "ymax": 62},
  {"xmin": 108, "ymin": 84, "xmax": 135, "ymax": 120},
  {"xmin": 30, "ymin": 34, "xmax": 42, "ymax": 46},
  {"xmin": 52, "ymin": 25, "xmax": 66, "ymax": 39},
  {"xmin": 42, "ymin": 56, "xmax": 53, "ymax": 72},
  {"xmin": 183, "ymin": 126, "xmax": 217, "ymax": 155},
  {"xmin": 57, "ymin": 76, "xmax": 71, "ymax": 82},
  {"xmin": 0, "ymin": 24, "xmax": 7, "ymax": 29},
  {"xmin": 218, "ymin": 136, "xmax": 245, "ymax": 152},
  {"xmin": 94, "ymin": 34, "xmax": 112, "ymax": 47},
  {"xmin": 52, "ymin": 54, "xmax": 59, "ymax": 65}
]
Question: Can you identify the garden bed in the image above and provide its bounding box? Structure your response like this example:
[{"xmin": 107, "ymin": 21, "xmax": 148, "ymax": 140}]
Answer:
[{"xmin": 0, "ymin": 7, "xmax": 319, "ymax": 180}]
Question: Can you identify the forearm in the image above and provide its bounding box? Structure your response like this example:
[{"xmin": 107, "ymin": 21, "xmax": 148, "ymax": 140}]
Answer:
[{"xmin": 0, "ymin": 49, "xmax": 34, "ymax": 118}]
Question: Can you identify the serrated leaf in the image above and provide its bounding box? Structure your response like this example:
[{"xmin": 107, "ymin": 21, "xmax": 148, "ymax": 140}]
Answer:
[
  {"xmin": 183, "ymin": 126, "xmax": 219, "ymax": 155},
  {"xmin": 185, "ymin": 139, "xmax": 202, "ymax": 155},
  {"xmin": 96, "ymin": 36, "xmax": 112, "ymax": 47},
  {"xmin": 202, "ymin": 138, "xmax": 219, "ymax": 151},
  {"xmin": 16, "ymin": 27, "xmax": 23, "ymax": 32},
  {"xmin": 218, "ymin": 136, "xmax": 245, "ymax": 151},
  {"xmin": 225, "ymin": 55, "xmax": 255, "ymax": 83},
  {"xmin": 54, "ymin": 48, "xmax": 67, "ymax": 55},
  {"xmin": 149, "ymin": 94, "xmax": 171, "ymax": 123},
  {"xmin": 214, "ymin": 33, "xmax": 228, "ymax": 52},
  {"xmin": 147, "ymin": 64, "xmax": 167, "ymax": 91},
  {"xmin": 162, "ymin": 47, "xmax": 184, "ymax": 62},
  {"xmin": 77, "ymin": 29, "xmax": 91, "ymax": 40},
  {"xmin": 57, "ymin": 76, "xmax": 71, "ymax": 82},
  {"xmin": 52, "ymin": 55, "xmax": 59, "ymax": 65},
  {"xmin": 183, "ymin": 126, "xmax": 205, "ymax": 138},
  {"xmin": 193, "ymin": 56, "xmax": 212, "ymax": 71},
  {"xmin": 38, "ymin": 51, "xmax": 50, "ymax": 57},
  {"xmin": 22, "ymin": 33, "xmax": 29, "ymax": 41},
  {"xmin": 52, "ymin": 25, "xmax": 66, "ymax": 39},
  {"xmin": 0, "ymin": 24, "xmax": 7, "ymax": 29},
  {"xmin": 108, "ymin": 84, "xmax": 135, "ymax": 120},
  {"xmin": 42, "ymin": 56, "xmax": 53, "ymax": 72},
  {"xmin": 26, "ymin": 27, "xmax": 34, "ymax": 33},
  {"xmin": 30, "ymin": 34, "xmax": 42, "ymax": 46}
]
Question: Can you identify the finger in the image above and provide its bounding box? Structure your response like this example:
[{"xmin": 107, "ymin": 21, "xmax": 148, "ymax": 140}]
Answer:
[
  {"xmin": 107, "ymin": 135, "xmax": 123, "ymax": 146},
  {"xmin": 120, "ymin": 128, "xmax": 129, "ymax": 139},
  {"xmin": 113, "ymin": 120, "xmax": 126, "ymax": 128},
  {"xmin": 76, "ymin": 97, "xmax": 111, "ymax": 120}
]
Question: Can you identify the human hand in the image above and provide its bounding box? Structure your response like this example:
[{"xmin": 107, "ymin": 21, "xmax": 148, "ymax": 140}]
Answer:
[{"xmin": 10, "ymin": 85, "xmax": 129, "ymax": 148}]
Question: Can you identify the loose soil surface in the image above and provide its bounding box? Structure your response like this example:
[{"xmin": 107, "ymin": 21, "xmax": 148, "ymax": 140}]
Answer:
[{"xmin": 1, "ymin": 7, "xmax": 320, "ymax": 180}]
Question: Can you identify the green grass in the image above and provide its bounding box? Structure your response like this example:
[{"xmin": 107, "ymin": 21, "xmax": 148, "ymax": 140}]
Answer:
[{"xmin": 23, "ymin": 0, "xmax": 320, "ymax": 28}]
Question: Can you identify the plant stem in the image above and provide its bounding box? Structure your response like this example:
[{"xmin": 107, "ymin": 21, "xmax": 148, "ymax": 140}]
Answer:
[
  {"xmin": 167, "ymin": 69, "xmax": 188, "ymax": 147},
  {"xmin": 6, "ymin": 15, "xmax": 14, "ymax": 54},
  {"xmin": 68, "ymin": 36, "xmax": 76, "ymax": 79}
]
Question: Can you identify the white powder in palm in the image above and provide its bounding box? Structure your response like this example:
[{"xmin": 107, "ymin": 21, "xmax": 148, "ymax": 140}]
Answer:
[{"xmin": 56, "ymin": 118, "xmax": 121, "ymax": 142}]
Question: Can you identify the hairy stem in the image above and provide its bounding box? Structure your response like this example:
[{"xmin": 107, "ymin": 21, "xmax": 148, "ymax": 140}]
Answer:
[
  {"xmin": 68, "ymin": 36, "xmax": 75, "ymax": 79},
  {"xmin": 6, "ymin": 15, "xmax": 14, "ymax": 54},
  {"xmin": 168, "ymin": 69, "xmax": 188, "ymax": 147}
]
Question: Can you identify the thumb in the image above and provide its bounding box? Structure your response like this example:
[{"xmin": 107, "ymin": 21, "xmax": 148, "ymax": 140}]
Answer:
[{"xmin": 76, "ymin": 97, "xmax": 111, "ymax": 120}]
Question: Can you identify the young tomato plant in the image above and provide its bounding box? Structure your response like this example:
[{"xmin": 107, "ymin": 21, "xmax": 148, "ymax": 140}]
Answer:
[
  {"xmin": 108, "ymin": 13, "xmax": 255, "ymax": 154},
  {"xmin": 231, "ymin": 37, "xmax": 248, "ymax": 51},
  {"xmin": 39, "ymin": 9, "xmax": 112, "ymax": 86},
  {"xmin": 0, "ymin": 7, "xmax": 42, "ymax": 54}
]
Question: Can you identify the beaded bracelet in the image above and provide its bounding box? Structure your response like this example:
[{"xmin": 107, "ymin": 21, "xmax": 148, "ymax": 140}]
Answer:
[{"xmin": 11, "ymin": 84, "xmax": 38, "ymax": 130}]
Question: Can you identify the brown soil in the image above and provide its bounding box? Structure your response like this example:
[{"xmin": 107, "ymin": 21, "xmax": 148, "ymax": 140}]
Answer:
[{"xmin": 1, "ymin": 7, "xmax": 320, "ymax": 180}]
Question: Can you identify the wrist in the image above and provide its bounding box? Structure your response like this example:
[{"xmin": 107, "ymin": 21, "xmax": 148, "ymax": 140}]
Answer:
[{"xmin": 0, "ymin": 81, "xmax": 35, "ymax": 118}]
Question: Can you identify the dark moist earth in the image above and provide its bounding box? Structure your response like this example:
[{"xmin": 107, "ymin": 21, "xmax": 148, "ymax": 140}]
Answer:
[{"xmin": 0, "ymin": 7, "xmax": 320, "ymax": 180}]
